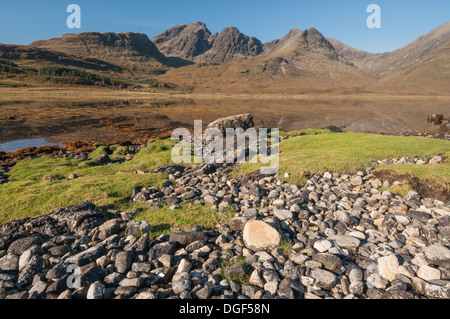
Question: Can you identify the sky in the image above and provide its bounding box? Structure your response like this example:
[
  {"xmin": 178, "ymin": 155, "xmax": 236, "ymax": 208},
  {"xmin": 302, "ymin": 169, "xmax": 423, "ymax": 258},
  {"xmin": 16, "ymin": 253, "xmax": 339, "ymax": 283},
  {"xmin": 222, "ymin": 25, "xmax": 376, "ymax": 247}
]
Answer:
[{"xmin": 0, "ymin": 0, "xmax": 449, "ymax": 53}]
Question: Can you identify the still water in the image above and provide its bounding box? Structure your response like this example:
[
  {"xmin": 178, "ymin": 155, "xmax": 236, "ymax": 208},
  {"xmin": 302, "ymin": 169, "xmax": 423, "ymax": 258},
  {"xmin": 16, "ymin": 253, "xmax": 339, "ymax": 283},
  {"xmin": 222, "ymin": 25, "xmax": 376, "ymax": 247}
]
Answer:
[{"xmin": 0, "ymin": 96, "xmax": 448, "ymax": 152}]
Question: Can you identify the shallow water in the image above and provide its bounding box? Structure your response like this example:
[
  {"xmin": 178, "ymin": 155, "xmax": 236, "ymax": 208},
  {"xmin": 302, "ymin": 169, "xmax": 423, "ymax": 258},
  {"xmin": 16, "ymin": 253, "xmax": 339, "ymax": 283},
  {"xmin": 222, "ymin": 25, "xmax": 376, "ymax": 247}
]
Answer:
[
  {"xmin": 0, "ymin": 96, "xmax": 448, "ymax": 147},
  {"xmin": 0, "ymin": 138, "xmax": 65, "ymax": 153}
]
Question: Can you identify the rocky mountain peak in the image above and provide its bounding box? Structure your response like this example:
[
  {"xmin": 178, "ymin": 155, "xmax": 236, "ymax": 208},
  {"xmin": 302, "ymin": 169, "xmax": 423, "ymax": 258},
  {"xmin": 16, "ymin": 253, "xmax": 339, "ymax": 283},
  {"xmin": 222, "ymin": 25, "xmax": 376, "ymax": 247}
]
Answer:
[
  {"xmin": 152, "ymin": 22, "xmax": 214, "ymax": 60},
  {"xmin": 264, "ymin": 27, "xmax": 338, "ymax": 60},
  {"xmin": 153, "ymin": 23, "xmax": 263, "ymax": 63}
]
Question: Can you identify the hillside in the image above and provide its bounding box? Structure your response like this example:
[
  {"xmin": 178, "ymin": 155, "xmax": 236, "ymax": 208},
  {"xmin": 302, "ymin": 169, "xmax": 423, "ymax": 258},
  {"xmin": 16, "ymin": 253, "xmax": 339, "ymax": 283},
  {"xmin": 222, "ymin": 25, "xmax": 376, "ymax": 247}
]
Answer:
[{"xmin": 0, "ymin": 22, "xmax": 448, "ymax": 94}]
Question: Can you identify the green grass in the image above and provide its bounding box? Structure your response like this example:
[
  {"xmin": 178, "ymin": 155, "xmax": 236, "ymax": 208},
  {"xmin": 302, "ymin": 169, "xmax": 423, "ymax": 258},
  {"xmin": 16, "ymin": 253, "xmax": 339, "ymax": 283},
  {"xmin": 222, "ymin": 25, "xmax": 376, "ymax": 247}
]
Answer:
[
  {"xmin": 217, "ymin": 256, "xmax": 252, "ymax": 285},
  {"xmin": 0, "ymin": 139, "xmax": 180, "ymax": 224},
  {"xmin": 278, "ymin": 237, "xmax": 294, "ymax": 257},
  {"xmin": 375, "ymin": 161, "xmax": 450, "ymax": 194},
  {"xmin": 232, "ymin": 131, "xmax": 450, "ymax": 188},
  {"xmin": 134, "ymin": 203, "xmax": 235, "ymax": 239}
]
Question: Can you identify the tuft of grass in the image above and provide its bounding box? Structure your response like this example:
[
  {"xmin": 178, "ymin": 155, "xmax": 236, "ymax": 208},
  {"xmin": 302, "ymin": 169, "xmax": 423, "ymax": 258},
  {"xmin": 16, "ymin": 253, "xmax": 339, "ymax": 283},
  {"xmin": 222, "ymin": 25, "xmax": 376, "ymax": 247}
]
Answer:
[
  {"xmin": 217, "ymin": 256, "xmax": 252, "ymax": 285},
  {"xmin": 278, "ymin": 237, "xmax": 294, "ymax": 257},
  {"xmin": 88, "ymin": 146, "xmax": 111, "ymax": 159}
]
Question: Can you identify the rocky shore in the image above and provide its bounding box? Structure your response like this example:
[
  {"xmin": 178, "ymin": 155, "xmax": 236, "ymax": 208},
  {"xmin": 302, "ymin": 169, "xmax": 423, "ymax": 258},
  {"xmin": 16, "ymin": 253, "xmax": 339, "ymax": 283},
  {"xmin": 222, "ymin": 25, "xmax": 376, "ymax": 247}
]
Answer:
[
  {"xmin": 0, "ymin": 114, "xmax": 449, "ymax": 300},
  {"xmin": 1, "ymin": 158, "xmax": 449, "ymax": 299}
]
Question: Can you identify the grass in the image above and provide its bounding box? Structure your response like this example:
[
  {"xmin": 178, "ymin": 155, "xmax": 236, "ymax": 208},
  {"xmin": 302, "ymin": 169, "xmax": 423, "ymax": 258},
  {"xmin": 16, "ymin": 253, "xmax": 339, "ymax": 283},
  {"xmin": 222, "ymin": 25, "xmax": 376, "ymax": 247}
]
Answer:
[
  {"xmin": 232, "ymin": 130, "xmax": 450, "ymax": 189},
  {"xmin": 134, "ymin": 203, "xmax": 235, "ymax": 239},
  {"xmin": 0, "ymin": 139, "xmax": 179, "ymax": 224},
  {"xmin": 278, "ymin": 237, "xmax": 294, "ymax": 257},
  {"xmin": 375, "ymin": 160, "xmax": 450, "ymax": 196},
  {"xmin": 217, "ymin": 256, "xmax": 252, "ymax": 285}
]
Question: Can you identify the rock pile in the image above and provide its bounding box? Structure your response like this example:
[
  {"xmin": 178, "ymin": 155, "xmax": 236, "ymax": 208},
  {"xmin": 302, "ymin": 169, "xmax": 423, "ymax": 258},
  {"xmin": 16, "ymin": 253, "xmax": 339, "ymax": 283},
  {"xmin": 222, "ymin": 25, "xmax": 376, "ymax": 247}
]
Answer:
[
  {"xmin": 1, "ymin": 161, "xmax": 449, "ymax": 299},
  {"xmin": 373, "ymin": 155, "xmax": 444, "ymax": 166}
]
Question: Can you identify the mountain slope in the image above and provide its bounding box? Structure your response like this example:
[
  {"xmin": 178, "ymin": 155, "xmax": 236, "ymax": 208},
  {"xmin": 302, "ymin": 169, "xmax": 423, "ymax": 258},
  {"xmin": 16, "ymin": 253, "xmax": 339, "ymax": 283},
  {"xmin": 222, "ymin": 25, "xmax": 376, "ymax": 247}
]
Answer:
[
  {"xmin": 31, "ymin": 31, "xmax": 165, "ymax": 62},
  {"xmin": 328, "ymin": 22, "xmax": 450, "ymax": 76},
  {"xmin": 29, "ymin": 31, "xmax": 171, "ymax": 77},
  {"xmin": 327, "ymin": 22, "xmax": 450, "ymax": 93}
]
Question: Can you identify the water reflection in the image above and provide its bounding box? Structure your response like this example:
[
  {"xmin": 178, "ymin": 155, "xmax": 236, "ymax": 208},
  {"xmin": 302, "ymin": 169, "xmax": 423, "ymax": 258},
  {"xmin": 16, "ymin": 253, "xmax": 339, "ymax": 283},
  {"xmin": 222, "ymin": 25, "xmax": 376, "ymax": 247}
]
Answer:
[{"xmin": 0, "ymin": 97, "xmax": 449, "ymax": 145}]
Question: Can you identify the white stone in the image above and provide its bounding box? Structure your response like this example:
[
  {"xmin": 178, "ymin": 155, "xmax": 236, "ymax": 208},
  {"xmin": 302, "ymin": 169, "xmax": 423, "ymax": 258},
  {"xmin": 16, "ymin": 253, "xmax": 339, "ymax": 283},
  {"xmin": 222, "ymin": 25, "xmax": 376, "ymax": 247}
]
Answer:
[
  {"xmin": 243, "ymin": 220, "xmax": 281, "ymax": 251},
  {"xmin": 313, "ymin": 240, "xmax": 333, "ymax": 253},
  {"xmin": 417, "ymin": 265, "xmax": 441, "ymax": 281},
  {"xmin": 377, "ymin": 254, "xmax": 400, "ymax": 281}
]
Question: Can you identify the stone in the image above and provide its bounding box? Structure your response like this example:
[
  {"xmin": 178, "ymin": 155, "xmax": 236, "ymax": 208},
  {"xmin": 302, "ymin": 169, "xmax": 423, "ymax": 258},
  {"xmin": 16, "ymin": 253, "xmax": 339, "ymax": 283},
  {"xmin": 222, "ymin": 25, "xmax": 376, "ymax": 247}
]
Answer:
[
  {"xmin": 115, "ymin": 250, "xmax": 133, "ymax": 274},
  {"xmin": 351, "ymin": 176, "xmax": 363, "ymax": 186},
  {"xmin": 225, "ymin": 265, "xmax": 247, "ymax": 279},
  {"xmin": 169, "ymin": 232, "xmax": 208, "ymax": 246},
  {"xmin": 65, "ymin": 246, "xmax": 105, "ymax": 266},
  {"xmin": 172, "ymin": 279, "xmax": 191, "ymax": 295},
  {"xmin": 349, "ymin": 281, "xmax": 364, "ymax": 295},
  {"xmin": 226, "ymin": 217, "xmax": 248, "ymax": 232},
  {"xmin": 196, "ymin": 286, "xmax": 212, "ymax": 299},
  {"xmin": 313, "ymin": 240, "xmax": 333, "ymax": 253},
  {"xmin": 207, "ymin": 113, "xmax": 254, "ymax": 135},
  {"xmin": 274, "ymin": 209, "xmax": 293, "ymax": 221},
  {"xmin": 0, "ymin": 253, "xmax": 19, "ymax": 271},
  {"xmin": 331, "ymin": 235, "xmax": 361, "ymax": 249},
  {"xmin": 312, "ymin": 253, "xmax": 342, "ymax": 270},
  {"xmin": 367, "ymin": 273, "xmax": 389, "ymax": 290},
  {"xmin": 17, "ymin": 255, "xmax": 43, "ymax": 287},
  {"xmin": 310, "ymin": 269, "xmax": 337, "ymax": 290},
  {"xmin": 98, "ymin": 219, "xmax": 121, "ymax": 240},
  {"xmin": 264, "ymin": 281, "xmax": 278, "ymax": 296},
  {"xmin": 243, "ymin": 220, "xmax": 281, "ymax": 251},
  {"xmin": 125, "ymin": 221, "xmax": 152, "ymax": 236},
  {"xmin": 424, "ymin": 244, "xmax": 450, "ymax": 267},
  {"xmin": 7, "ymin": 236, "xmax": 44, "ymax": 255},
  {"xmin": 249, "ymin": 270, "xmax": 265, "ymax": 288},
  {"xmin": 417, "ymin": 265, "xmax": 441, "ymax": 281},
  {"xmin": 87, "ymin": 282, "xmax": 105, "ymax": 299},
  {"xmin": 377, "ymin": 254, "xmax": 400, "ymax": 282}
]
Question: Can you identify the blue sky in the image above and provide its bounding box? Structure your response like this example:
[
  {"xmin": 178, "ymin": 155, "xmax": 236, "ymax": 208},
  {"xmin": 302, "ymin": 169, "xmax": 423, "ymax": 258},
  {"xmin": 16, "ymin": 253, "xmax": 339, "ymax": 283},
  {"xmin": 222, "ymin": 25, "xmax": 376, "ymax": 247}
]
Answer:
[{"xmin": 0, "ymin": 0, "xmax": 449, "ymax": 53}]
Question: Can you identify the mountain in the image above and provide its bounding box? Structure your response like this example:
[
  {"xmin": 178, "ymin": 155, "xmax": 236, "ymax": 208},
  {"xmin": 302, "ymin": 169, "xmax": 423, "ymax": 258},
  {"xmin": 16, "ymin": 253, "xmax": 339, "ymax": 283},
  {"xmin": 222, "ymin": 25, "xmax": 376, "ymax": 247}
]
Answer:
[
  {"xmin": 152, "ymin": 22, "xmax": 264, "ymax": 63},
  {"xmin": 31, "ymin": 31, "xmax": 165, "ymax": 62},
  {"xmin": 152, "ymin": 22, "xmax": 214, "ymax": 60},
  {"xmin": 0, "ymin": 43, "xmax": 123, "ymax": 73},
  {"xmin": 156, "ymin": 26, "xmax": 376, "ymax": 93},
  {"xmin": 28, "ymin": 31, "xmax": 172, "ymax": 77},
  {"xmin": 327, "ymin": 22, "xmax": 450, "ymax": 93},
  {"xmin": 264, "ymin": 28, "xmax": 339, "ymax": 61},
  {"xmin": 0, "ymin": 22, "xmax": 448, "ymax": 94}
]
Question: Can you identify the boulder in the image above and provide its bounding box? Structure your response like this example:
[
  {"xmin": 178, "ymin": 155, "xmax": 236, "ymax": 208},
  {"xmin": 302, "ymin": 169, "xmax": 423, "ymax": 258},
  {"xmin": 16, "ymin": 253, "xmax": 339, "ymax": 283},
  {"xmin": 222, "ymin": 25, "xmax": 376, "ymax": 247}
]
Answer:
[
  {"xmin": 243, "ymin": 220, "xmax": 281, "ymax": 251},
  {"xmin": 207, "ymin": 113, "xmax": 254, "ymax": 135}
]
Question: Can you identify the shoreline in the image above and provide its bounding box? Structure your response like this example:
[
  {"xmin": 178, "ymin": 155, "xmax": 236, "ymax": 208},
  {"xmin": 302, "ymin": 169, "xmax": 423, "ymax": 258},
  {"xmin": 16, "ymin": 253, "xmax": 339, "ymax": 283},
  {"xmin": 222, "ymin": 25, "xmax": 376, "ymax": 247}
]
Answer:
[{"xmin": 1, "ymin": 129, "xmax": 449, "ymax": 167}]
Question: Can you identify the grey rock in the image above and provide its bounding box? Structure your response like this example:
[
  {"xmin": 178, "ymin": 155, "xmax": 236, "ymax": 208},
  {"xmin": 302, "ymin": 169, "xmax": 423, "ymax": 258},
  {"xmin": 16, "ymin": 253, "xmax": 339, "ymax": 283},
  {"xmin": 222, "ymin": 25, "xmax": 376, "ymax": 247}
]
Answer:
[
  {"xmin": 115, "ymin": 250, "xmax": 133, "ymax": 274},
  {"xmin": 0, "ymin": 253, "xmax": 19, "ymax": 272},
  {"xmin": 424, "ymin": 244, "xmax": 450, "ymax": 267},
  {"xmin": 87, "ymin": 281, "xmax": 105, "ymax": 299},
  {"xmin": 65, "ymin": 245, "xmax": 105, "ymax": 266},
  {"xmin": 169, "ymin": 232, "xmax": 208, "ymax": 246},
  {"xmin": 310, "ymin": 269, "xmax": 337, "ymax": 290}
]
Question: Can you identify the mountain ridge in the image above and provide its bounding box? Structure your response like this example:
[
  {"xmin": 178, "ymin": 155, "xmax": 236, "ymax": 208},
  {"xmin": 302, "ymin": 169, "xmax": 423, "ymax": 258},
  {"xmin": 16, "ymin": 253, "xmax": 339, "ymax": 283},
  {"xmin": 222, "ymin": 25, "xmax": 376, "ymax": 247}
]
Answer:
[{"xmin": 0, "ymin": 21, "xmax": 449, "ymax": 94}]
